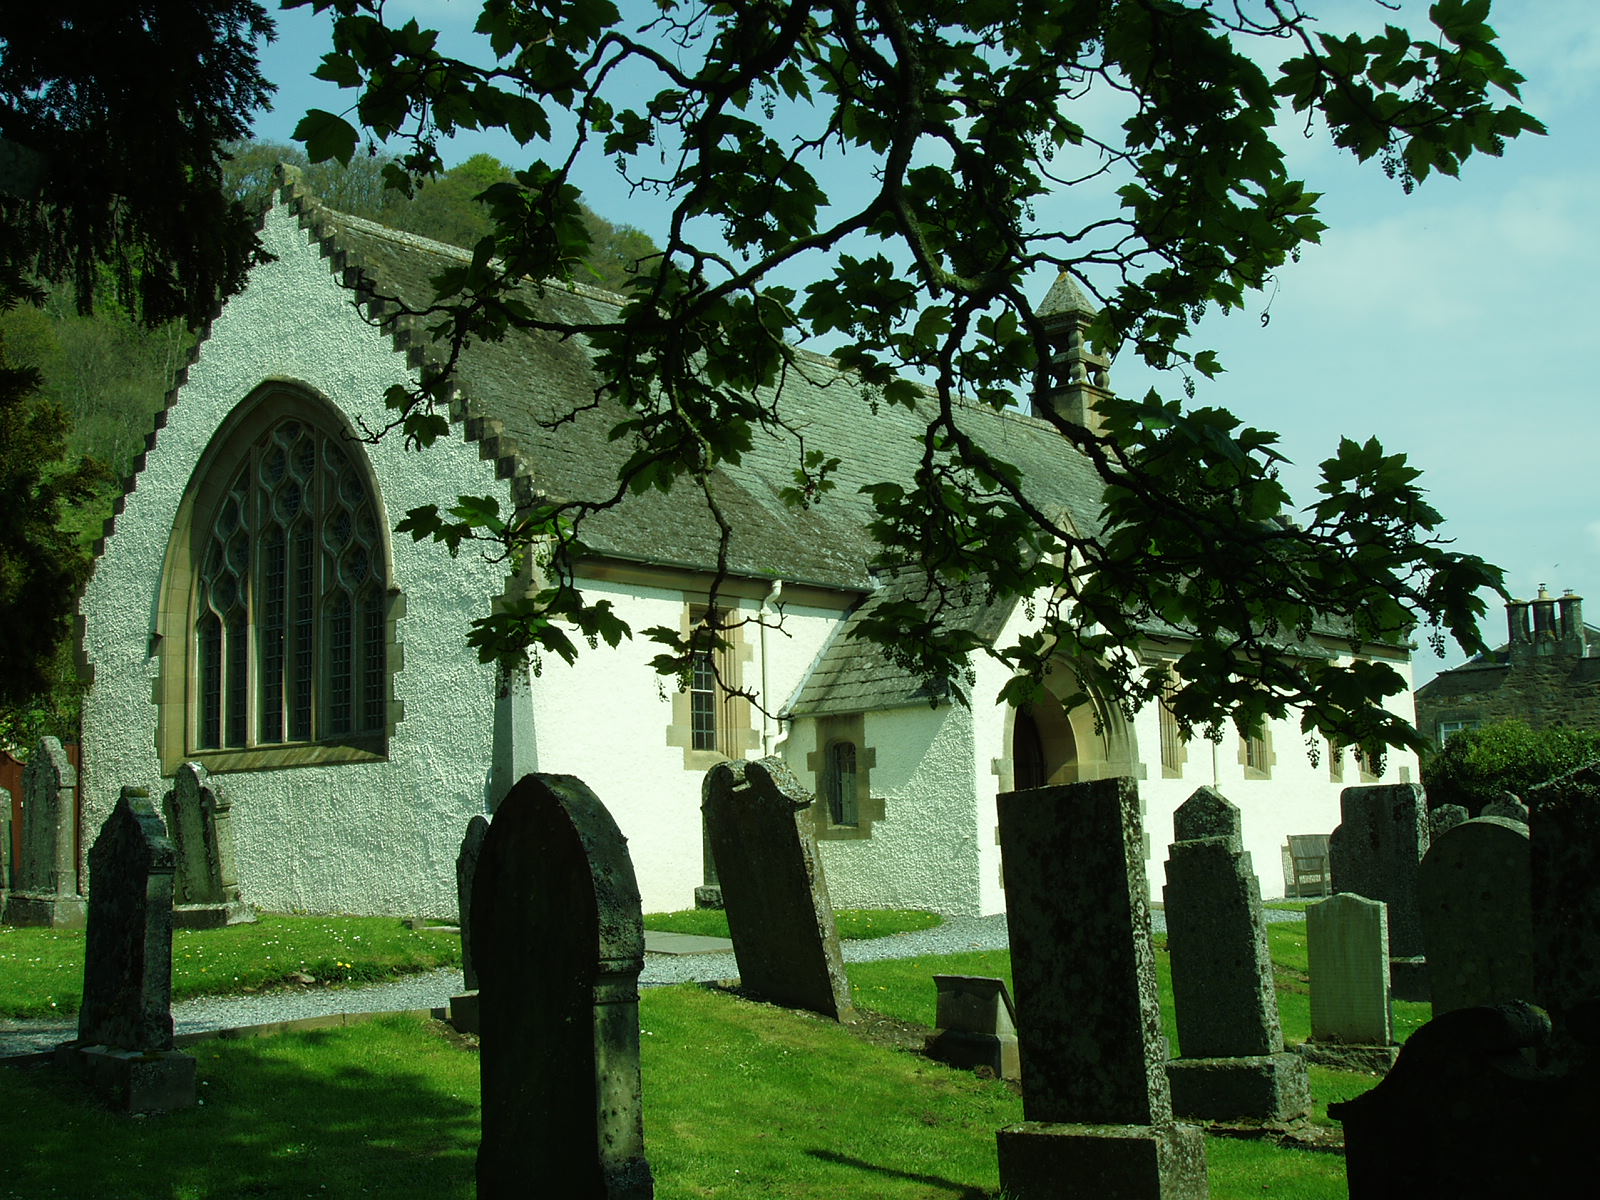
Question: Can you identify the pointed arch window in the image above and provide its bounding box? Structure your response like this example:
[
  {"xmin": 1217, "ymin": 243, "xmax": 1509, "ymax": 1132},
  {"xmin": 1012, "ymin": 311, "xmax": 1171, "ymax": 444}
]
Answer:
[{"xmin": 190, "ymin": 414, "xmax": 388, "ymax": 753}]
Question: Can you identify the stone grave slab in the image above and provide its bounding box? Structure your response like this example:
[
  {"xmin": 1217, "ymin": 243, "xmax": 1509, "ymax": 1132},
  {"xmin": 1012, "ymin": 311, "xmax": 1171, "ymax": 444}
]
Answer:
[
  {"xmin": 163, "ymin": 762, "xmax": 253, "ymax": 929},
  {"xmin": 1330, "ymin": 782, "xmax": 1429, "ymax": 1001},
  {"xmin": 1162, "ymin": 788, "xmax": 1310, "ymax": 1121},
  {"xmin": 449, "ymin": 813, "xmax": 489, "ymax": 1034},
  {"xmin": 1527, "ymin": 761, "xmax": 1600, "ymax": 1039},
  {"xmin": 1418, "ymin": 816, "xmax": 1533, "ymax": 1016},
  {"xmin": 56, "ymin": 787, "xmax": 195, "ymax": 1113},
  {"xmin": 702, "ymin": 756, "xmax": 851, "ymax": 1020},
  {"xmin": 925, "ymin": 975, "xmax": 1020, "ymax": 1079},
  {"xmin": 3, "ymin": 737, "xmax": 86, "ymax": 928},
  {"xmin": 996, "ymin": 777, "xmax": 1208, "ymax": 1199}
]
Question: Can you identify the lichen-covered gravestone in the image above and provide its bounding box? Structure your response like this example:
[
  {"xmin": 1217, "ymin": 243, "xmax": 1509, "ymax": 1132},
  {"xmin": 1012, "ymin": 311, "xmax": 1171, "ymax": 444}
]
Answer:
[
  {"xmin": 1329, "ymin": 782, "xmax": 1429, "ymax": 1001},
  {"xmin": 1162, "ymin": 787, "xmax": 1310, "ymax": 1121},
  {"xmin": 56, "ymin": 788, "xmax": 196, "ymax": 1113},
  {"xmin": 701, "ymin": 756, "xmax": 852, "ymax": 1021},
  {"xmin": 162, "ymin": 762, "xmax": 253, "ymax": 928},
  {"xmin": 448, "ymin": 813, "xmax": 489, "ymax": 1034},
  {"xmin": 1428, "ymin": 804, "xmax": 1468, "ymax": 840},
  {"xmin": 1418, "ymin": 816, "xmax": 1533, "ymax": 1016},
  {"xmin": 995, "ymin": 777, "xmax": 1208, "ymax": 1199},
  {"xmin": 1527, "ymin": 761, "xmax": 1600, "ymax": 1044},
  {"xmin": 472, "ymin": 774, "xmax": 652, "ymax": 1199},
  {"xmin": 1482, "ymin": 794, "xmax": 1529, "ymax": 824},
  {"xmin": 1305, "ymin": 893, "xmax": 1396, "ymax": 1071},
  {"xmin": 2, "ymin": 737, "xmax": 86, "ymax": 928}
]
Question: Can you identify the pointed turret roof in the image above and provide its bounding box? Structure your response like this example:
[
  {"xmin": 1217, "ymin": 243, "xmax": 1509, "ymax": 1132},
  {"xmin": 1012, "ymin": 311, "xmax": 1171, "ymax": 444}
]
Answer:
[{"xmin": 1039, "ymin": 271, "xmax": 1098, "ymax": 321}]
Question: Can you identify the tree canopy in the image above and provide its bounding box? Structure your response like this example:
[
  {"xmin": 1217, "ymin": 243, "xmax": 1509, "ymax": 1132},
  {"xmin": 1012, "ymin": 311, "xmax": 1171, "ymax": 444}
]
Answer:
[
  {"xmin": 289, "ymin": 0, "xmax": 1542, "ymax": 757},
  {"xmin": 0, "ymin": 2, "xmax": 274, "ymax": 328},
  {"xmin": 221, "ymin": 141, "xmax": 659, "ymax": 293}
]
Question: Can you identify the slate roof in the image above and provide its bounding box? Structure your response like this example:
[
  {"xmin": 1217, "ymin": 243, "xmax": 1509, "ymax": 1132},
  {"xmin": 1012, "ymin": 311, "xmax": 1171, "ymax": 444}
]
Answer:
[
  {"xmin": 279, "ymin": 174, "xmax": 1116, "ymax": 714},
  {"xmin": 277, "ymin": 174, "xmax": 1395, "ymax": 718}
]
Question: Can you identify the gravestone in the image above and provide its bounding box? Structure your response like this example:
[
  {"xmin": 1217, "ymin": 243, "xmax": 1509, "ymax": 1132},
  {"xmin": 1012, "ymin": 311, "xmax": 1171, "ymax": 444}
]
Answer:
[
  {"xmin": 3, "ymin": 737, "xmax": 86, "ymax": 928},
  {"xmin": 56, "ymin": 788, "xmax": 196, "ymax": 1113},
  {"xmin": 449, "ymin": 813, "xmax": 490, "ymax": 1033},
  {"xmin": 1428, "ymin": 804, "xmax": 1468, "ymax": 840},
  {"xmin": 473, "ymin": 773, "xmax": 652, "ymax": 1199},
  {"xmin": 162, "ymin": 762, "xmax": 253, "ymax": 928},
  {"xmin": 1482, "ymin": 794, "xmax": 1529, "ymax": 824},
  {"xmin": 1418, "ymin": 816, "xmax": 1533, "ymax": 1016},
  {"xmin": 1304, "ymin": 893, "xmax": 1395, "ymax": 1071},
  {"xmin": 1332, "ymin": 1002, "xmax": 1599, "ymax": 1198},
  {"xmin": 995, "ymin": 777, "xmax": 1208, "ymax": 1199},
  {"xmin": 1162, "ymin": 788, "xmax": 1311, "ymax": 1121},
  {"xmin": 701, "ymin": 756, "xmax": 852, "ymax": 1021},
  {"xmin": 1527, "ymin": 762, "xmax": 1600, "ymax": 1040},
  {"xmin": 1, "ymin": 789, "xmax": 11, "ymax": 909},
  {"xmin": 925, "ymin": 975, "xmax": 1020, "ymax": 1079},
  {"xmin": 1329, "ymin": 782, "xmax": 1429, "ymax": 1001}
]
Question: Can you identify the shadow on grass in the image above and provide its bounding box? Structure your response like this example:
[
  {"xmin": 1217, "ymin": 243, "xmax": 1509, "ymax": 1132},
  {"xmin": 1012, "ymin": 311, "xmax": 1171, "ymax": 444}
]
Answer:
[
  {"xmin": 805, "ymin": 1148, "xmax": 994, "ymax": 1198},
  {"xmin": 1, "ymin": 1017, "xmax": 478, "ymax": 1200}
]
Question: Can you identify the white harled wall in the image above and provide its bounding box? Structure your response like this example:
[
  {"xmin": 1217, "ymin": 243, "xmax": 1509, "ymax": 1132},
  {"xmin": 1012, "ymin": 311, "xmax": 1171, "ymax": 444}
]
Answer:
[
  {"xmin": 525, "ymin": 578, "xmax": 844, "ymax": 914},
  {"xmin": 968, "ymin": 604, "xmax": 1422, "ymax": 909},
  {"xmin": 785, "ymin": 703, "xmax": 985, "ymax": 916},
  {"xmin": 80, "ymin": 202, "xmax": 513, "ymax": 918}
]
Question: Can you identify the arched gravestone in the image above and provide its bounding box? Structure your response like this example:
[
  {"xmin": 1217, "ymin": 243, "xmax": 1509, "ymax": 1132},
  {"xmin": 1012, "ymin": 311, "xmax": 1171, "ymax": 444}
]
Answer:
[
  {"xmin": 1418, "ymin": 816, "xmax": 1533, "ymax": 1016},
  {"xmin": 472, "ymin": 774, "xmax": 652, "ymax": 1200}
]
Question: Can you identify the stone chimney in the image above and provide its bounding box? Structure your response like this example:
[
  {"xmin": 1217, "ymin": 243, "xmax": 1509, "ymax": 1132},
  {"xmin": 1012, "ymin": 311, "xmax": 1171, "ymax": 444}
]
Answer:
[
  {"xmin": 1032, "ymin": 272, "xmax": 1111, "ymax": 435},
  {"xmin": 1559, "ymin": 589, "xmax": 1586, "ymax": 654},
  {"xmin": 1509, "ymin": 585, "xmax": 1588, "ymax": 664}
]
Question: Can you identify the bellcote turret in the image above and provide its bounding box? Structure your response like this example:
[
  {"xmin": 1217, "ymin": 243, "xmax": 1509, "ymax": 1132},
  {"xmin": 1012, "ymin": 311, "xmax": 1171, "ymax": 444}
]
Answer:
[{"xmin": 1032, "ymin": 272, "xmax": 1112, "ymax": 435}]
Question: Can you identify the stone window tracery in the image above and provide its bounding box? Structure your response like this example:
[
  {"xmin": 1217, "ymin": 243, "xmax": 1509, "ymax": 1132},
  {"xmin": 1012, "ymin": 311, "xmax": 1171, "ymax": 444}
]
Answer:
[{"xmin": 191, "ymin": 416, "xmax": 387, "ymax": 752}]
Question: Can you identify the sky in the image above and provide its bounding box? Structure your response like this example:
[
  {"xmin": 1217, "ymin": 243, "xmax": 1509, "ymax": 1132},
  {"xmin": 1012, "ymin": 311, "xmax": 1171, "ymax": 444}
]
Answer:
[{"xmin": 250, "ymin": 1, "xmax": 1600, "ymax": 688}]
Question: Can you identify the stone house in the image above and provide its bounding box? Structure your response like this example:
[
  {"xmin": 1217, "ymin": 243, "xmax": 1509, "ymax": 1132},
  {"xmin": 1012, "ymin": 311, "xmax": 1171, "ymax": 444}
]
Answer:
[
  {"xmin": 1415, "ymin": 587, "xmax": 1600, "ymax": 745},
  {"xmin": 76, "ymin": 173, "xmax": 1420, "ymax": 918}
]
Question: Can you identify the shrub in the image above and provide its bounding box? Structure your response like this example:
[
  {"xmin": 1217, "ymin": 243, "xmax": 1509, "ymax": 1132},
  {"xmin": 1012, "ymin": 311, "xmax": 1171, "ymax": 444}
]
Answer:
[{"xmin": 1422, "ymin": 720, "xmax": 1600, "ymax": 812}]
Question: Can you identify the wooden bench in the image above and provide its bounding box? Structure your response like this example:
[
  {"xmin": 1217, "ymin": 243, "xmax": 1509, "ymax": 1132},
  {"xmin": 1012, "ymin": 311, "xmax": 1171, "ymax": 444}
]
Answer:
[{"xmin": 1283, "ymin": 833, "xmax": 1332, "ymax": 899}]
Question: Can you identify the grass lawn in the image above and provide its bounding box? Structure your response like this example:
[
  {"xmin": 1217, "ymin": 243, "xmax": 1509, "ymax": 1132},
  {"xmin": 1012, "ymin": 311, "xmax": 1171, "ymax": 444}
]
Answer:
[
  {"xmin": 0, "ymin": 914, "xmax": 463, "ymax": 1019},
  {"xmin": 2, "ymin": 911, "xmax": 1404, "ymax": 1199}
]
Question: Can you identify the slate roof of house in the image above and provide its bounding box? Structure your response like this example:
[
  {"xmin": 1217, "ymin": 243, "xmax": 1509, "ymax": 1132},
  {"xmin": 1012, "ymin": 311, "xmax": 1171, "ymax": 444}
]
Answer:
[{"xmin": 1415, "ymin": 622, "xmax": 1600, "ymax": 699}]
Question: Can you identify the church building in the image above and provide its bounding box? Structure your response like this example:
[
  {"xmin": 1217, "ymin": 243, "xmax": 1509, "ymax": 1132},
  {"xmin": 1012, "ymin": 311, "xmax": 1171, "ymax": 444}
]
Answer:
[{"xmin": 76, "ymin": 171, "xmax": 1420, "ymax": 918}]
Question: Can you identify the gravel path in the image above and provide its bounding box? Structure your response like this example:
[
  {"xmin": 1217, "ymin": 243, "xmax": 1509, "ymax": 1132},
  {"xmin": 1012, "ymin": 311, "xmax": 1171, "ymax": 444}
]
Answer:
[{"xmin": 1, "ymin": 907, "xmax": 1305, "ymax": 1059}]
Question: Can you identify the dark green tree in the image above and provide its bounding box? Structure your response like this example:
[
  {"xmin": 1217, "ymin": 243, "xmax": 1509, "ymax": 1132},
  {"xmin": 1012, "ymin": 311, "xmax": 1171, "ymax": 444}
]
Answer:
[
  {"xmin": 0, "ymin": 2, "xmax": 275, "ymax": 327},
  {"xmin": 1423, "ymin": 721, "xmax": 1600, "ymax": 812},
  {"xmin": 0, "ymin": 336, "xmax": 104, "ymax": 708},
  {"xmin": 285, "ymin": 0, "xmax": 1540, "ymax": 756}
]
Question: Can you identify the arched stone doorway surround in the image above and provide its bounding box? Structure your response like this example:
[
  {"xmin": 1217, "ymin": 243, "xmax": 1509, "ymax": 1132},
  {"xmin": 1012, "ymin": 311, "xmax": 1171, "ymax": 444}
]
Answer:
[{"xmin": 997, "ymin": 659, "xmax": 1140, "ymax": 792}]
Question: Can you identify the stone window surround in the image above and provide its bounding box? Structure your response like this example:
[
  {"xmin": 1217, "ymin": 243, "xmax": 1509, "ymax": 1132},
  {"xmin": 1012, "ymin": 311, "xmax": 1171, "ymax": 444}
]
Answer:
[
  {"xmin": 665, "ymin": 600, "xmax": 757, "ymax": 769},
  {"xmin": 1238, "ymin": 725, "xmax": 1275, "ymax": 780},
  {"xmin": 152, "ymin": 381, "xmax": 402, "ymax": 775},
  {"xmin": 805, "ymin": 713, "xmax": 884, "ymax": 840}
]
